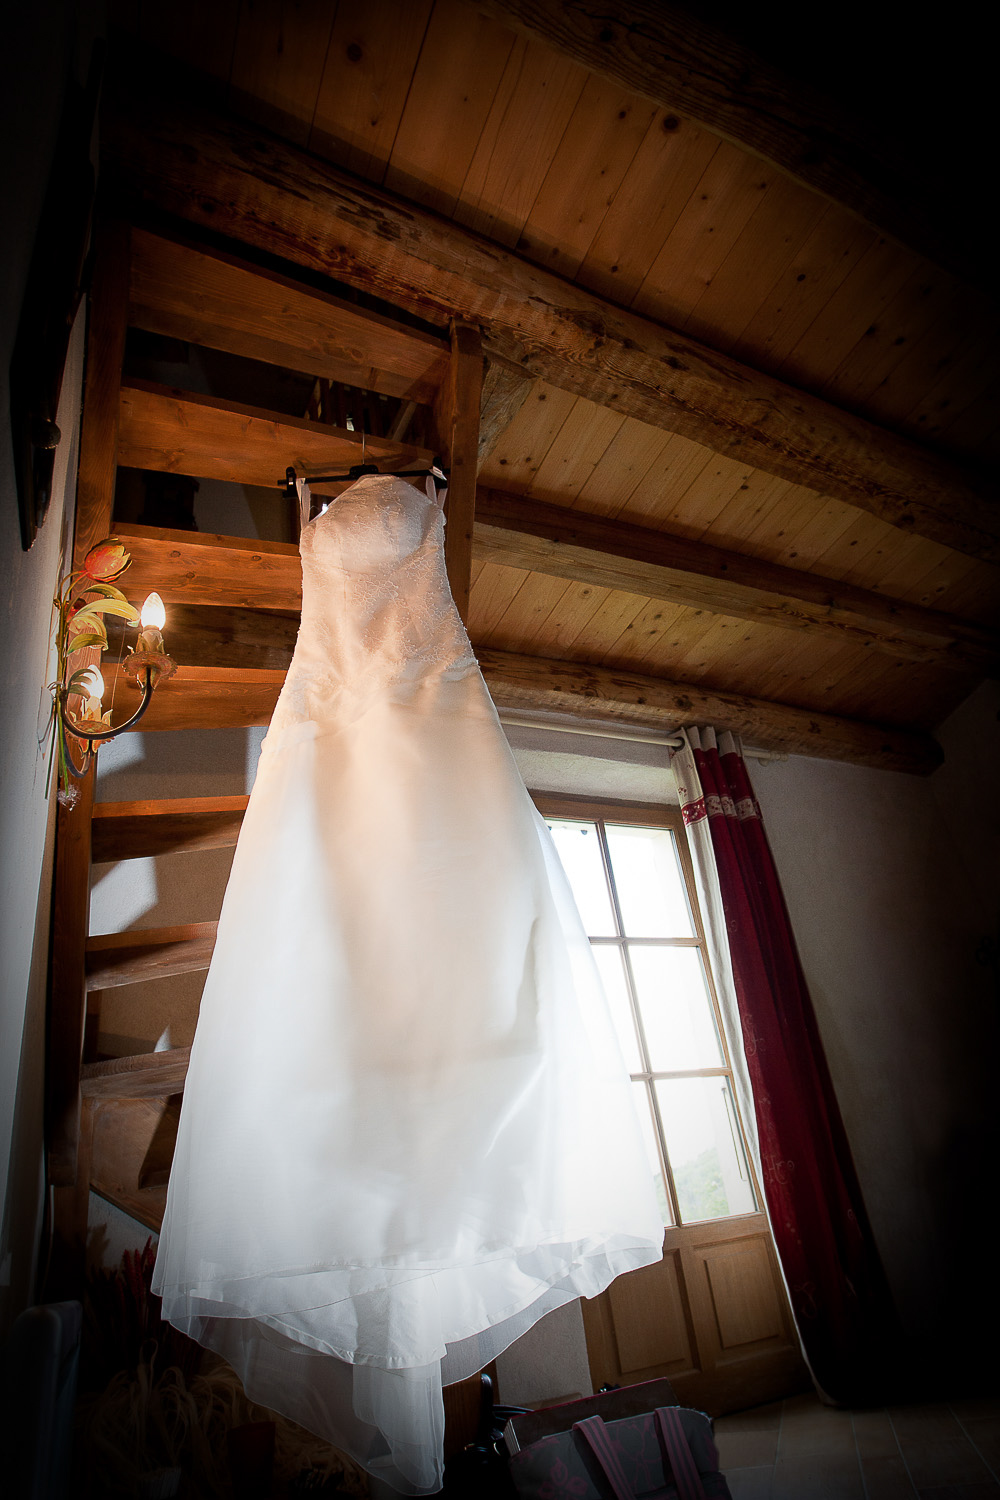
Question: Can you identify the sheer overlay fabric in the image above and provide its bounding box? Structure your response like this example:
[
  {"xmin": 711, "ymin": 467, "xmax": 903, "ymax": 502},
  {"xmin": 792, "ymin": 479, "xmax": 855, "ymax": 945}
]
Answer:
[{"xmin": 152, "ymin": 476, "xmax": 664, "ymax": 1493}]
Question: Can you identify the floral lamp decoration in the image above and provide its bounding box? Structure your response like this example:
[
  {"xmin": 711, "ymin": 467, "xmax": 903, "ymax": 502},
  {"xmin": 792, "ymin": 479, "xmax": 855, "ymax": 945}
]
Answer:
[{"xmin": 52, "ymin": 536, "xmax": 176, "ymax": 800}]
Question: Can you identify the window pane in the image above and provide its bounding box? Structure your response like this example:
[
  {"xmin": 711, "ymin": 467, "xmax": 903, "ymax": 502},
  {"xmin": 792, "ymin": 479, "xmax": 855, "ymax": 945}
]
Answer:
[
  {"xmin": 655, "ymin": 1078, "xmax": 755, "ymax": 1222},
  {"xmin": 591, "ymin": 944, "xmax": 642, "ymax": 1073},
  {"xmin": 546, "ymin": 820, "xmax": 616, "ymax": 935},
  {"xmin": 629, "ymin": 946, "xmax": 723, "ymax": 1070},
  {"xmin": 605, "ymin": 825, "xmax": 694, "ymax": 938},
  {"xmin": 632, "ymin": 1082, "xmax": 673, "ymax": 1226}
]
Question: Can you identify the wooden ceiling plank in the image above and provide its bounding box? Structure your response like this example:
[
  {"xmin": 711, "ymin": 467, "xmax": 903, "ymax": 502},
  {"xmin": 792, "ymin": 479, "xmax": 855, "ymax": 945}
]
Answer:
[
  {"xmin": 477, "ymin": 647, "xmax": 942, "ymax": 774},
  {"xmin": 104, "ymin": 87, "xmax": 1000, "ymax": 559},
  {"xmin": 130, "ymin": 228, "xmax": 450, "ymax": 403},
  {"xmin": 526, "ymin": 401, "xmax": 628, "ymax": 504},
  {"xmin": 453, "ymin": 36, "xmax": 588, "ymax": 247},
  {"xmin": 571, "ymin": 419, "xmax": 673, "ymax": 520},
  {"xmin": 228, "ymin": 0, "xmax": 336, "ymax": 147},
  {"xmin": 85, "ymin": 923, "xmax": 219, "ymax": 990},
  {"xmin": 578, "ymin": 113, "xmax": 721, "ymax": 307},
  {"xmin": 727, "ymin": 208, "xmax": 878, "ymax": 373},
  {"xmin": 515, "ymin": 74, "xmax": 657, "ymax": 280},
  {"xmin": 309, "ymin": 0, "xmax": 434, "ymax": 178},
  {"xmin": 118, "ymin": 381, "xmax": 435, "ymax": 491},
  {"xmin": 466, "ymin": 560, "xmax": 534, "ymax": 639},
  {"xmin": 487, "ymin": 574, "xmax": 579, "ymax": 653},
  {"xmin": 630, "ymin": 139, "xmax": 773, "ymax": 324},
  {"xmin": 612, "ymin": 432, "xmax": 719, "ymax": 528},
  {"xmin": 467, "ymin": 0, "xmax": 978, "ymax": 282},
  {"xmin": 678, "ymin": 174, "xmax": 829, "ymax": 353},
  {"xmin": 478, "ymin": 384, "xmax": 579, "ymax": 495},
  {"xmin": 382, "ymin": 0, "xmax": 515, "ymax": 218},
  {"xmin": 92, "ymin": 796, "xmax": 249, "ymax": 862},
  {"xmin": 523, "ymin": 579, "xmax": 616, "ymax": 657}
]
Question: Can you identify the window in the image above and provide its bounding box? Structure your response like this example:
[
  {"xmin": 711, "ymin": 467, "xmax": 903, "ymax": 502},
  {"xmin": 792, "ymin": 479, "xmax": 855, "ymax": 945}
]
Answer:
[{"xmin": 540, "ymin": 799, "xmax": 756, "ymax": 1228}]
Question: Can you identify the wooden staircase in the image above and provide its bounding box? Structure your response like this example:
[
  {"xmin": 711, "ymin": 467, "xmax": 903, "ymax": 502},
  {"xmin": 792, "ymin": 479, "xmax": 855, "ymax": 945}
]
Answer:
[{"xmin": 46, "ymin": 217, "xmax": 483, "ymax": 1285}]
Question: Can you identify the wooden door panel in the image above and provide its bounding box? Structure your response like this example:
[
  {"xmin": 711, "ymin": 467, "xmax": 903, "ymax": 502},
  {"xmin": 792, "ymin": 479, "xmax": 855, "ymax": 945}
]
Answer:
[
  {"xmin": 608, "ymin": 1250, "xmax": 695, "ymax": 1374},
  {"xmin": 582, "ymin": 1213, "xmax": 810, "ymax": 1414}
]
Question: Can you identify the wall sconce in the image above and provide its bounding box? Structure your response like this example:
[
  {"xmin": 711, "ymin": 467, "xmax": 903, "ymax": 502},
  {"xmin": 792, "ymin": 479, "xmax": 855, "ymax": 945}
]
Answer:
[{"xmin": 52, "ymin": 537, "xmax": 176, "ymax": 798}]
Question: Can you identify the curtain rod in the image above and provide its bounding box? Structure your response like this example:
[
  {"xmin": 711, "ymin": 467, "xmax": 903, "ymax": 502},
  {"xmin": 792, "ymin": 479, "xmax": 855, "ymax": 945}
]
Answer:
[{"xmin": 497, "ymin": 712, "xmax": 788, "ymax": 763}]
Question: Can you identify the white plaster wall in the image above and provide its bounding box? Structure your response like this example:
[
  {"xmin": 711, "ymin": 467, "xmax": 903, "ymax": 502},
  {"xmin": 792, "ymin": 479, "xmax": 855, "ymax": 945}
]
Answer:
[{"xmin": 0, "ymin": 0, "xmax": 95, "ymax": 1325}]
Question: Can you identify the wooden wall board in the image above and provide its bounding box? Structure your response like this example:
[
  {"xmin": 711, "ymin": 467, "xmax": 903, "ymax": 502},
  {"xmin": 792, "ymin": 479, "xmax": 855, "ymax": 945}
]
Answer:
[
  {"xmin": 453, "ymin": 36, "xmax": 588, "ymax": 246},
  {"xmin": 129, "ymin": 229, "xmax": 450, "ymax": 403},
  {"xmin": 118, "ymin": 381, "xmax": 435, "ymax": 490},
  {"xmin": 228, "ymin": 0, "xmax": 337, "ymax": 147},
  {"xmin": 309, "ymin": 0, "xmax": 435, "ymax": 178}
]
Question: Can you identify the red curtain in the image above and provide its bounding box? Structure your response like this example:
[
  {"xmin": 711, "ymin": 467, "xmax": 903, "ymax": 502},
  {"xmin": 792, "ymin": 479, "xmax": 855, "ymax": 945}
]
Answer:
[{"xmin": 688, "ymin": 735, "xmax": 904, "ymax": 1404}]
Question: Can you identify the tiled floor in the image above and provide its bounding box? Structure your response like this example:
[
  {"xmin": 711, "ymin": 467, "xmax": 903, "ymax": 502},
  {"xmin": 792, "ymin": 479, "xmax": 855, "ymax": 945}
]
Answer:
[{"xmin": 714, "ymin": 1392, "xmax": 1000, "ymax": 1498}]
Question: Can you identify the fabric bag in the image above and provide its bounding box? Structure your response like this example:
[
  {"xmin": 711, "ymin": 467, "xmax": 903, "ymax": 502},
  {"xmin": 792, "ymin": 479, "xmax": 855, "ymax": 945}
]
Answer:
[{"xmin": 508, "ymin": 1404, "xmax": 732, "ymax": 1499}]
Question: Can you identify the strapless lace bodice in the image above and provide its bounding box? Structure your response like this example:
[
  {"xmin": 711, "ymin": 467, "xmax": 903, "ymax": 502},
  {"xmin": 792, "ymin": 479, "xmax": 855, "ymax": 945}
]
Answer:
[{"xmin": 267, "ymin": 475, "xmax": 477, "ymax": 741}]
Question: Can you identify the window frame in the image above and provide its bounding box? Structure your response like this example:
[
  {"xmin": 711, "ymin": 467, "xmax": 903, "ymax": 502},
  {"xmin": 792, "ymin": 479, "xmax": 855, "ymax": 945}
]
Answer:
[{"xmin": 532, "ymin": 791, "xmax": 761, "ymax": 1229}]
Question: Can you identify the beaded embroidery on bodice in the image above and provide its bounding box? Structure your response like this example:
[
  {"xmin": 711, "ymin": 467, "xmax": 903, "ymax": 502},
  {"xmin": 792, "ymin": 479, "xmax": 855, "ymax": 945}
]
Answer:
[{"xmin": 267, "ymin": 475, "xmax": 477, "ymax": 740}]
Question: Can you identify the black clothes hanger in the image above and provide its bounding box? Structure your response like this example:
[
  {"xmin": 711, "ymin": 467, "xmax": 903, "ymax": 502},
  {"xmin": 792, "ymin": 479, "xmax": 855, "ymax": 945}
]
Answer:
[{"xmin": 280, "ymin": 462, "xmax": 449, "ymax": 501}]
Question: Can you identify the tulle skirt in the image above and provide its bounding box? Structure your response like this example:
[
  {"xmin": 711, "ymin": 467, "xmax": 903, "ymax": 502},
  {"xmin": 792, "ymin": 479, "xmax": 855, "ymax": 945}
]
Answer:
[{"xmin": 152, "ymin": 675, "xmax": 664, "ymax": 1493}]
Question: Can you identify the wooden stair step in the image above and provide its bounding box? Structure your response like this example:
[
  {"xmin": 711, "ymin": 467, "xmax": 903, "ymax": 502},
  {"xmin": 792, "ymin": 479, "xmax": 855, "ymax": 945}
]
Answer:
[
  {"xmin": 118, "ymin": 380, "xmax": 435, "ymax": 491},
  {"xmin": 105, "ymin": 663, "xmax": 284, "ymax": 732},
  {"xmin": 130, "ymin": 227, "xmax": 449, "ymax": 405},
  {"xmin": 85, "ymin": 923, "xmax": 218, "ymax": 990},
  {"xmin": 81, "ymin": 1046, "xmax": 192, "ymax": 1098},
  {"xmin": 92, "ymin": 796, "xmax": 249, "ymax": 861},
  {"xmin": 116, "ymin": 523, "xmax": 302, "ymax": 610}
]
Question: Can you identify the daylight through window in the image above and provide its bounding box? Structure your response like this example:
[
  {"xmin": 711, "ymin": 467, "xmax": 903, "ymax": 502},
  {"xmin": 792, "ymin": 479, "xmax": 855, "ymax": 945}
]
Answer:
[{"xmin": 544, "ymin": 806, "xmax": 756, "ymax": 1228}]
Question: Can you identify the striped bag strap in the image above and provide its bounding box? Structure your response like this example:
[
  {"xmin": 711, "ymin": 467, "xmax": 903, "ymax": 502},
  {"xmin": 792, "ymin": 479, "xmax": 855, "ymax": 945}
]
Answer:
[
  {"xmin": 572, "ymin": 1415, "xmax": 637, "ymax": 1500},
  {"xmin": 654, "ymin": 1407, "xmax": 710, "ymax": 1500}
]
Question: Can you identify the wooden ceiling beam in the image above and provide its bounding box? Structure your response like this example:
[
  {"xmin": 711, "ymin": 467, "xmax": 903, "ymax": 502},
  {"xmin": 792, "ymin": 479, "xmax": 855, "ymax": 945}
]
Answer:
[
  {"xmin": 474, "ymin": 491, "xmax": 1000, "ymax": 676},
  {"xmin": 129, "ymin": 227, "xmax": 449, "ymax": 404},
  {"xmin": 103, "ymin": 657, "xmax": 939, "ymax": 774},
  {"xmin": 102, "ymin": 86, "xmax": 1000, "ymax": 561},
  {"xmin": 118, "ymin": 381, "xmax": 435, "ymax": 492},
  {"xmin": 468, "ymin": 0, "xmax": 977, "ymax": 284},
  {"xmin": 85, "ymin": 924, "xmax": 219, "ymax": 990}
]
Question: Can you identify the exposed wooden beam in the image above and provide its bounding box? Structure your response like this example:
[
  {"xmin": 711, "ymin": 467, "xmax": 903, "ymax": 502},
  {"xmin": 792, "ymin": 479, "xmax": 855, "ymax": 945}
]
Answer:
[
  {"xmin": 435, "ymin": 321, "xmax": 484, "ymax": 621},
  {"xmin": 118, "ymin": 381, "xmax": 435, "ymax": 491},
  {"xmin": 92, "ymin": 796, "xmax": 249, "ymax": 862},
  {"xmin": 479, "ymin": 358, "xmax": 536, "ymax": 461},
  {"xmin": 81, "ymin": 1048, "xmax": 192, "ymax": 1098},
  {"xmin": 130, "ymin": 226, "xmax": 449, "ymax": 403},
  {"xmin": 473, "ymin": 491, "xmax": 1000, "ymax": 675},
  {"xmin": 85, "ymin": 923, "xmax": 219, "ymax": 990},
  {"xmin": 468, "ymin": 0, "xmax": 978, "ymax": 283},
  {"xmin": 478, "ymin": 650, "xmax": 942, "ymax": 775},
  {"xmin": 108, "ymin": 601, "xmax": 299, "ymax": 672},
  {"xmin": 102, "ymin": 87, "xmax": 1000, "ymax": 560},
  {"xmin": 105, "ymin": 656, "xmax": 938, "ymax": 774}
]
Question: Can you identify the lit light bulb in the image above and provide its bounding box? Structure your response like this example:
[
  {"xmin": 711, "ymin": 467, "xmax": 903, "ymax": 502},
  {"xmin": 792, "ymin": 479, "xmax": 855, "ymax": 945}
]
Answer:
[
  {"xmin": 140, "ymin": 592, "xmax": 166, "ymax": 630},
  {"xmin": 138, "ymin": 592, "xmax": 166, "ymax": 654}
]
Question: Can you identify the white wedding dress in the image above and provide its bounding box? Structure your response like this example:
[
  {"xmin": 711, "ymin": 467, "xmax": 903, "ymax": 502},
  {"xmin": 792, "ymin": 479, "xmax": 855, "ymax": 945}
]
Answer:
[{"xmin": 152, "ymin": 475, "xmax": 664, "ymax": 1493}]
